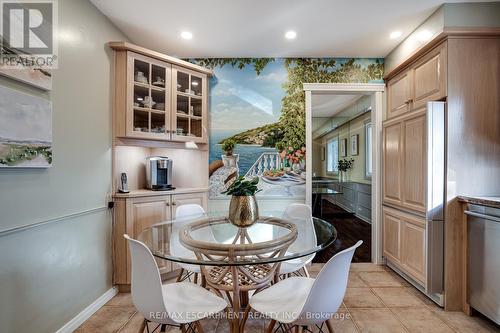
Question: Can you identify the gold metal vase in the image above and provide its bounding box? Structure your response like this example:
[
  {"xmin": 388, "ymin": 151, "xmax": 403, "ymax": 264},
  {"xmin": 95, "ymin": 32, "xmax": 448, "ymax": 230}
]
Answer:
[{"xmin": 228, "ymin": 195, "xmax": 259, "ymax": 227}]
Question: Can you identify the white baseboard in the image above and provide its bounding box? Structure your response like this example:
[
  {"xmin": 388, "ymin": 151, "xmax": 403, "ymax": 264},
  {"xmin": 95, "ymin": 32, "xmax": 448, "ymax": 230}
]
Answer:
[{"xmin": 56, "ymin": 286, "xmax": 119, "ymax": 333}]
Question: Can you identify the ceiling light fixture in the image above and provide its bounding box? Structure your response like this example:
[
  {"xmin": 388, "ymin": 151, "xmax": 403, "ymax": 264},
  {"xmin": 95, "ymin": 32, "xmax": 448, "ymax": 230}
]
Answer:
[
  {"xmin": 285, "ymin": 30, "xmax": 297, "ymax": 40},
  {"xmin": 180, "ymin": 31, "xmax": 193, "ymax": 40},
  {"xmin": 389, "ymin": 31, "xmax": 402, "ymax": 39}
]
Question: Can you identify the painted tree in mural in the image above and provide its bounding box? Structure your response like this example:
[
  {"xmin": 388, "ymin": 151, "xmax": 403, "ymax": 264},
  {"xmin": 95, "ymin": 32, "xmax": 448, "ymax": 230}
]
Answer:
[
  {"xmin": 279, "ymin": 58, "xmax": 383, "ymax": 149},
  {"xmin": 191, "ymin": 57, "xmax": 383, "ymax": 150}
]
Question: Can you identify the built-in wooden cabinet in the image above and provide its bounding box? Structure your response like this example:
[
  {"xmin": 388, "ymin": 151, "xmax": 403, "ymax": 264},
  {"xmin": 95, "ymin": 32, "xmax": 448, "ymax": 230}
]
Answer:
[
  {"xmin": 172, "ymin": 66, "xmax": 208, "ymax": 143},
  {"xmin": 386, "ymin": 41, "xmax": 447, "ymax": 120},
  {"xmin": 383, "ymin": 208, "xmax": 402, "ymax": 263},
  {"xmin": 402, "ymin": 109, "xmax": 427, "ymax": 213},
  {"xmin": 383, "ymin": 108, "xmax": 427, "ymax": 214},
  {"xmin": 110, "ymin": 42, "xmax": 211, "ymax": 144},
  {"xmin": 383, "ymin": 206, "xmax": 426, "ymax": 286},
  {"xmin": 411, "ymin": 42, "xmax": 447, "ymax": 110},
  {"xmin": 112, "ymin": 190, "xmax": 208, "ymax": 290},
  {"xmin": 387, "ymin": 71, "xmax": 412, "ymax": 119},
  {"xmin": 382, "ymin": 121, "xmax": 403, "ymax": 206}
]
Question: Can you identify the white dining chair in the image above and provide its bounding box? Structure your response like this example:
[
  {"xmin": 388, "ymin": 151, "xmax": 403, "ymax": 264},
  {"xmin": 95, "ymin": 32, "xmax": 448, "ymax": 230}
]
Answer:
[
  {"xmin": 249, "ymin": 241, "xmax": 363, "ymax": 333},
  {"xmin": 124, "ymin": 234, "xmax": 227, "ymax": 333},
  {"xmin": 171, "ymin": 204, "xmax": 206, "ymax": 283},
  {"xmin": 280, "ymin": 203, "xmax": 317, "ymax": 277}
]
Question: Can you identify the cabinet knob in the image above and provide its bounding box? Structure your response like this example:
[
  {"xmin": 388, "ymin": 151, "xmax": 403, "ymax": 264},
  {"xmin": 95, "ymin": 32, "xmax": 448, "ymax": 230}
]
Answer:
[
  {"xmin": 166, "ymin": 202, "xmax": 170, "ymax": 206},
  {"xmin": 172, "ymin": 202, "xmax": 177, "ymax": 206}
]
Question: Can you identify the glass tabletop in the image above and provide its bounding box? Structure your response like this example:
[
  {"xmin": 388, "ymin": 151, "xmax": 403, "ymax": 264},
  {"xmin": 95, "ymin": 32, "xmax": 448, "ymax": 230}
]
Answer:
[{"xmin": 137, "ymin": 214, "xmax": 337, "ymax": 266}]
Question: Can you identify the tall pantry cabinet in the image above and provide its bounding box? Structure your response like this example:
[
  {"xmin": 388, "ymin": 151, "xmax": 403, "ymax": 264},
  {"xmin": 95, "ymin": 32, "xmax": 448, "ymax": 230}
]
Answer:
[{"xmin": 383, "ymin": 32, "xmax": 500, "ymax": 311}]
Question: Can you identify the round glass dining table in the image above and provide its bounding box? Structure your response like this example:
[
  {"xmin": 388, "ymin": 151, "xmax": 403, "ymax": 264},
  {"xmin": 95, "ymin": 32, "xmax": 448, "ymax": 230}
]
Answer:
[{"xmin": 137, "ymin": 213, "xmax": 337, "ymax": 333}]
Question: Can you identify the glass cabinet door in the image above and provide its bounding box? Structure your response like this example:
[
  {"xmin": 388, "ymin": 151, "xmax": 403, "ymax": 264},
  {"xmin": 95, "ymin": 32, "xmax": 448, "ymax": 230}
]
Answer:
[
  {"xmin": 172, "ymin": 66, "xmax": 207, "ymax": 142},
  {"xmin": 128, "ymin": 53, "xmax": 171, "ymax": 138}
]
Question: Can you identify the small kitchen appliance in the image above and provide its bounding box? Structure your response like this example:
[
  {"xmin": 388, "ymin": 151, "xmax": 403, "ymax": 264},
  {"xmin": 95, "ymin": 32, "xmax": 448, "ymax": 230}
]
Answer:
[{"xmin": 146, "ymin": 156, "xmax": 174, "ymax": 191}]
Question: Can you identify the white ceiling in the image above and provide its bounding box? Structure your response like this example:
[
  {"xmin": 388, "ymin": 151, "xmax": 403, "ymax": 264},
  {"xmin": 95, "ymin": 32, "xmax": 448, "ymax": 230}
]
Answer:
[
  {"xmin": 91, "ymin": 0, "xmax": 490, "ymax": 58},
  {"xmin": 312, "ymin": 94, "xmax": 362, "ymax": 118}
]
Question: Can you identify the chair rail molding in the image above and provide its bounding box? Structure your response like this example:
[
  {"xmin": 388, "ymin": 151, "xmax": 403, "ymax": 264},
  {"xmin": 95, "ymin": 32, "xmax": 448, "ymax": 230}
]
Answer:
[
  {"xmin": 0, "ymin": 206, "xmax": 108, "ymax": 237},
  {"xmin": 304, "ymin": 83, "xmax": 385, "ymax": 264}
]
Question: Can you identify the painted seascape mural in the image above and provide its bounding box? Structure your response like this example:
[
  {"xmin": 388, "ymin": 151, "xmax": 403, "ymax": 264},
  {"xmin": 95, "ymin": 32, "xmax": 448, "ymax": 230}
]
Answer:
[
  {"xmin": 190, "ymin": 58, "xmax": 384, "ymax": 199},
  {"xmin": 0, "ymin": 86, "xmax": 52, "ymax": 167}
]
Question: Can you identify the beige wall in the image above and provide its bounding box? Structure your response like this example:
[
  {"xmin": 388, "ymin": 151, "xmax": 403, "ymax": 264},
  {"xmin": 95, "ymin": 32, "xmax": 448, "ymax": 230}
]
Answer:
[
  {"xmin": 385, "ymin": 2, "xmax": 500, "ymax": 74},
  {"xmin": 0, "ymin": 0, "xmax": 128, "ymax": 332}
]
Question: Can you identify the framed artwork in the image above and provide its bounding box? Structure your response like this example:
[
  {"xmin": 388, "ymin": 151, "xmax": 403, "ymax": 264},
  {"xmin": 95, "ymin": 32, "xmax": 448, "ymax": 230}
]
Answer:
[
  {"xmin": 0, "ymin": 68, "xmax": 52, "ymax": 91},
  {"xmin": 0, "ymin": 86, "xmax": 52, "ymax": 168},
  {"xmin": 340, "ymin": 138, "xmax": 347, "ymax": 157},
  {"xmin": 351, "ymin": 134, "xmax": 359, "ymax": 156}
]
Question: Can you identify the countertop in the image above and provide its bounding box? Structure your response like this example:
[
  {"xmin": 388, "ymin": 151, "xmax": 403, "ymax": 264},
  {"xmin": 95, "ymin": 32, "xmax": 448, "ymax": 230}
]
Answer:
[
  {"xmin": 458, "ymin": 196, "xmax": 500, "ymax": 209},
  {"xmin": 113, "ymin": 187, "xmax": 208, "ymax": 198}
]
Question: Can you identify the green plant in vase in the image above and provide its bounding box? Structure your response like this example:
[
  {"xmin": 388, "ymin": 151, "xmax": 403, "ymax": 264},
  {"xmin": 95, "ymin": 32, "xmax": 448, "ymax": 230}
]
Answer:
[
  {"xmin": 222, "ymin": 139, "xmax": 236, "ymax": 156},
  {"xmin": 338, "ymin": 158, "xmax": 354, "ymax": 182},
  {"xmin": 222, "ymin": 176, "xmax": 261, "ymax": 227}
]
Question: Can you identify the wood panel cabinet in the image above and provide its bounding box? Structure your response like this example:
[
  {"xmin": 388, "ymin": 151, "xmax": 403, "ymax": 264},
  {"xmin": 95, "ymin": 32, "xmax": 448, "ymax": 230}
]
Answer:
[
  {"xmin": 383, "ymin": 206, "xmax": 426, "ymax": 286},
  {"xmin": 112, "ymin": 191, "xmax": 208, "ymax": 290},
  {"xmin": 111, "ymin": 42, "xmax": 210, "ymax": 144},
  {"xmin": 411, "ymin": 42, "xmax": 447, "ymax": 109},
  {"xmin": 382, "ymin": 121, "xmax": 403, "ymax": 206},
  {"xmin": 171, "ymin": 66, "xmax": 208, "ymax": 143},
  {"xmin": 383, "ymin": 208, "xmax": 402, "ymax": 263},
  {"xmin": 401, "ymin": 215, "xmax": 426, "ymax": 284},
  {"xmin": 383, "ymin": 108, "xmax": 427, "ymax": 214},
  {"xmin": 386, "ymin": 41, "xmax": 447, "ymax": 120},
  {"xmin": 387, "ymin": 71, "xmax": 412, "ymax": 119}
]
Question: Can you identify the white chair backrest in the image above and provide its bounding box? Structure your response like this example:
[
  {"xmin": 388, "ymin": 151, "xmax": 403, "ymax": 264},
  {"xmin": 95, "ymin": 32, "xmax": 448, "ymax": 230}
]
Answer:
[
  {"xmin": 298, "ymin": 241, "xmax": 363, "ymax": 323},
  {"xmin": 124, "ymin": 234, "xmax": 168, "ymax": 321},
  {"xmin": 283, "ymin": 204, "xmax": 316, "ymax": 252},
  {"xmin": 171, "ymin": 204, "xmax": 209, "ymax": 258},
  {"xmin": 175, "ymin": 204, "xmax": 205, "ymax": 219}
]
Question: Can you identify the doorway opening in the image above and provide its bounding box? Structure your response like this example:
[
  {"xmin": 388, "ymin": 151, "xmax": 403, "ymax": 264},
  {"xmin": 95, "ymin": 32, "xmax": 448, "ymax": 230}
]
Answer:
[{"xmin": 304, "ymin": 83, "xmax": 385, "ymax": 264}]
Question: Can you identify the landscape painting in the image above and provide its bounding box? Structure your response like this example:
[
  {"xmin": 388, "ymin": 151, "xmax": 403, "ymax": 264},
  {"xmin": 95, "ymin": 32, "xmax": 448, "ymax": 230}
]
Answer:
[
  {"xmin": 0, "ymin": 86, "xmax": 52, "ymax": 168},
  {"xmin": 0, "ymin": 68, "xmax": 52, "ymax": 91},
  {"xmin": 190, "ymin": 58, "xmax": 383, "ymax": 198}
]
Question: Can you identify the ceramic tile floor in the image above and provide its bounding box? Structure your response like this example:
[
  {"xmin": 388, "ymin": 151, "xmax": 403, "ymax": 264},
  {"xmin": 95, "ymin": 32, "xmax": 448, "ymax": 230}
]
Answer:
[{"xmin": 76, "ymin": 264, "xmax": 499, "ymax": 333}]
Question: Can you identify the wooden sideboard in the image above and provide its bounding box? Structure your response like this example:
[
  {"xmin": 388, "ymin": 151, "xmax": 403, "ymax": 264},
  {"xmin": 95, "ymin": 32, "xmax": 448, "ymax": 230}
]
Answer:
[
  {"xmin": 113, "ymin": 189, "xmax": 208, "ymax": 291},
  {"xmin": 109, "ymin": 42, "xmax": 212, "ymax": 292}
]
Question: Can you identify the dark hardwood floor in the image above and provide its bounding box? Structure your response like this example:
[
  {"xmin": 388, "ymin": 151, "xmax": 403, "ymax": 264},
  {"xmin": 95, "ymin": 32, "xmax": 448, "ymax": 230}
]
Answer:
[{"xmin": 313, "ymin": 198, "xmax": 372, "ymax": 263}]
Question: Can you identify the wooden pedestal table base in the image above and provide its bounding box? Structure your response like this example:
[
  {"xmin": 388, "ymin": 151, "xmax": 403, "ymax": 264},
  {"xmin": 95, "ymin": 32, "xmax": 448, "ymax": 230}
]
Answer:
[{"xmin": 179, "ymin": 217, "xmax": 298, "ymax": 333}]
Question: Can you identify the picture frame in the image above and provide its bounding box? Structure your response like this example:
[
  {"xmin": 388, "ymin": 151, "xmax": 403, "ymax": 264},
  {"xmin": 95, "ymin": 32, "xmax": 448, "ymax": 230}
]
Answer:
[
  {"xmin": 351, "ymin": 134, "xmax": 359, "ymax": 156},
  {"xmin": 340, "ymin": 138, "xmax": 347, "ymax": 157},
  {"xmin": 0, "ymin": 68, "xmax": 52, "ymax": 91}
]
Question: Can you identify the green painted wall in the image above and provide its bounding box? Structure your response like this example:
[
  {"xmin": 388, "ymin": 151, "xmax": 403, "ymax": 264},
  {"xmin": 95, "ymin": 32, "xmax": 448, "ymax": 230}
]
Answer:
[{"xmin": 0, "ymin": 0, "xmax": 128, "ymax": 332}]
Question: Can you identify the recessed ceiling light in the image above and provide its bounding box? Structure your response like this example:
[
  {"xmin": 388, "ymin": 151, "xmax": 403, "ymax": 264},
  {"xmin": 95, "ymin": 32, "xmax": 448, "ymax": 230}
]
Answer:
[
  {"xmin": 285, "ymin": 30, "xmax": 297, "ymax": 40},
  {"xmin": 180, "ymin": 31, "xmax": 193, "ymax": 40},
  {"xmin": 417, "ymin": 30, "xmax": 433, "ymax": 42},
  {"xmin": 389, "ymin": 31, "xmax": 402, "ymax": 39}
]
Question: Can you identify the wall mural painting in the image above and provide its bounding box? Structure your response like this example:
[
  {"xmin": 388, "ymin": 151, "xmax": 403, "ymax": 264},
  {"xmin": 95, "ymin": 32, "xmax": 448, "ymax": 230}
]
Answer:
[{"xmin": 190, "ymin": 58, "xmax": 384, "ymax": 199}]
